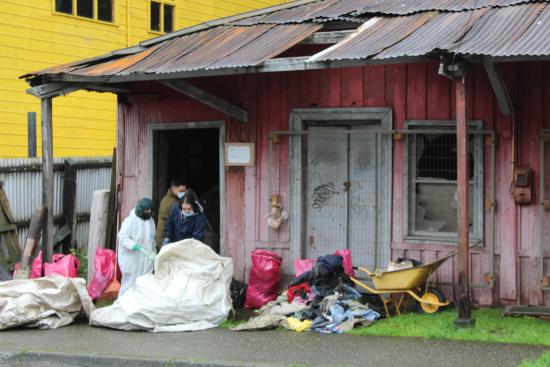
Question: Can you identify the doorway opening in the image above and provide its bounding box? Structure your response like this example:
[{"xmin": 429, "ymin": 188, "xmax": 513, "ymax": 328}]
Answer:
[{"xmin": 149, "ymin": 122, "xmax": 224, "ymax": 254}]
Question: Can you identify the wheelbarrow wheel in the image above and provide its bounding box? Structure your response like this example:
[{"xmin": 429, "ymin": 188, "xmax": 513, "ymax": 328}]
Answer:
[{"xmin": 416, "ymin": 287, "xmax": 446, "ymax": 314}]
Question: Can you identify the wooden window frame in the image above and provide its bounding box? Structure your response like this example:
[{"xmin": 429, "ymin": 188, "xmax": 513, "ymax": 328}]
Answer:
[
  {"xmin": 149, "ymin": 0, "xmax": 176, "ymax": 34},
  {"xmin": 52, "ymin": 0, "xmax": 116, "ymax": 25},
  {"xmin": 403, "ymin": 120, "xmax": 484, "ymax": 245}
]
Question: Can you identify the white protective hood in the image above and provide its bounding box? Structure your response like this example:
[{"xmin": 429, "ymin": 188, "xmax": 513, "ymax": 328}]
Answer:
[
  {"xmin": 90, "ymin": 239, "xmax": 233, "ymax": 332},
  {"xmin": 0, "ymin": 276, "xmax": 93, "ymax": 330}
]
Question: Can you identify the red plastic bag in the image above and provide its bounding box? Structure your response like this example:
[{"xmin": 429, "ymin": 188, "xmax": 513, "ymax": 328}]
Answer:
[
  {"xmin": 293, "ymin": 258, "xmax": 315, "ymax": 277},
  {"xmin": 87, "ymin": 248, "xmax": 117, "ymax": 301},
  {"xmin": 333, "ymin": 249, "xmax": 355, "ymax": 277},
  {"xmin": 245, "ymin": 249, "xmax": 282, "ymax": 309},
  {"xmin": 44, "ymin": 253, "xmax": 80, "ymax": 277},
  {"xmin": 29, "ymin": 251, "xmax": 44, "ymax": 278}
]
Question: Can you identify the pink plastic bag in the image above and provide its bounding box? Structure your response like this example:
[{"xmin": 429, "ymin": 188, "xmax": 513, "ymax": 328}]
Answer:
[
  {"xmin": 29, "ymin": 251, "xmax": 44, "ymax": 278},
  {"xmin": 245, "ymin": 249, "xmax": 282, "ymax": 309},
  {"xmin": 87, "ymin": 248, "xmax": 117, "ymax": 301},
  {"xmin": 44, "ymin": 253, "xmax": 80, "ymax": 278},
  {"xmin": 13, "ymin": 251, "xmax": 80, "ymax": 278},
  {"xmin": 293, "ymin": 258, "xmax": 315, "ymax": 277},
  {"xmin": 333, "ymin": 249, "xmax": 355, "ymax": 277}
]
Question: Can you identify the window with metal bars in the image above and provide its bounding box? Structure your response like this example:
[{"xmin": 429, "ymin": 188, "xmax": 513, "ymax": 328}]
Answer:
[{"xmin": 404, "ymin": 121, "xmax": 484, "ymax": 243}]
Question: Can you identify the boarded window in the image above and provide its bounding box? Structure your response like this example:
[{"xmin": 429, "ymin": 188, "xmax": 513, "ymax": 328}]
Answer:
[
  {"xmin": 164, "ymin": 4, "xmax": 174, "ymax": 33},
  {"xmin": 150, "ymin": 1, "xmax": 161, "ymax": 32},
  {"xmin": 405, "ymin": 121, "xmax": 484, "ymax": 242},
  {"xmin": 98, "ymin": 0, "xmax": 113, "ymax": 22},
  {"xmin": 77, "ymin": 0, "xmax": 94, "ymax": 18},
  {"xmin": 56, "ymin": 0, "xmax": 73, "ymax": 14}
]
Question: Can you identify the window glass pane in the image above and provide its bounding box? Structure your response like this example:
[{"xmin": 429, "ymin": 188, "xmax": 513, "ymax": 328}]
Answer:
[
  {"xmin": 77, "ymin": 0, "xmax": 94, "ymax": 18},
  {"xmin": 150, "ymin": 1, "xmax": 161, "ymax": 31},
  {"xmin": 56, "ymin": 0, "xmax": 73, "ymax": 14},
  {"xmin": 414, "ymin": 183, "xmax": 474, "ymax": 233},
  {"xmin": 163, "ymin": 4, "xmax": 174, "ymax": 33},
  {"xmin": 412, "ymin": 132, "xmax": 476, "ymax": 235},
  {"xmin": 98, "ymin": 0, "xmax": 113, "ymax": 22}
]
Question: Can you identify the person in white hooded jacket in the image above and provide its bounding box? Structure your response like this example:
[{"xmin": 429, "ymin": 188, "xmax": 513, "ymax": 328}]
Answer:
[{"xmin": 118, "ymin": 198, "xmax": 156, "ymax": 295}]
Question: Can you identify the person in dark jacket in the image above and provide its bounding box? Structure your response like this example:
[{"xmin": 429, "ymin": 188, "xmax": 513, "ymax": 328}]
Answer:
[
  {"xmin": 162, "ymin": 190, "xmax": 207, "ymax": 245},
  {"xmin": 155, "ymin": 179, "xmax": 187, "ymax": 250}
]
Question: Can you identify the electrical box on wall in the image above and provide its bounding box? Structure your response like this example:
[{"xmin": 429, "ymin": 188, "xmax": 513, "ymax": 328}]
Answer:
[{"xmin": 512, "ymin": 167, "xmax": 534, "ymax": 205}]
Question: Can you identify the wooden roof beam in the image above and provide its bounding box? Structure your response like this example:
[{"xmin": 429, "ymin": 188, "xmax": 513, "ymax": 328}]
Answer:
[
  {"xmin": 300, "ymin": 30, "xmax": 355, "ymax": 44},
  {"xmin": 483, "ymin": 61, "xmax": 513, "ymax": 117},
  {"xmin": 161, "ymin": 79, "xmax": 248, "ymax": 123},
  {"xmin": 27, "ymin": 83, "xmax": 131, "ymax": 99}
]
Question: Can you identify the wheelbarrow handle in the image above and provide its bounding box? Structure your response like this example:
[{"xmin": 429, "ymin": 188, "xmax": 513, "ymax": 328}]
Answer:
[{"xmin": 356, "ymin": 266, "xmax": 377, "ymax": 277}]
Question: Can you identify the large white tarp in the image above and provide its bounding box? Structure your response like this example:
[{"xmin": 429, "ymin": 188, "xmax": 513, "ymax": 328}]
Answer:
[
  {"xmin": 0, "ymin": 276, "xmax": 93, "ymax": 330},
  {"xmin": 90, "ymin": 239, "xmax": 233, "ymax": 332}
]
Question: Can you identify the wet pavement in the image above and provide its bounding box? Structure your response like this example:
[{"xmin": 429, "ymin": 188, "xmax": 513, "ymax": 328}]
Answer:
[{"xmin": 0, "ymin": 322, "xmax": 547, "ymax": 367}]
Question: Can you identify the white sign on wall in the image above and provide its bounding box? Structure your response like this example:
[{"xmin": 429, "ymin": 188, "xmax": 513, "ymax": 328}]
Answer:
[{"xmin": 224, "ymin": 143, "xmax": 255, "ymax": 166}]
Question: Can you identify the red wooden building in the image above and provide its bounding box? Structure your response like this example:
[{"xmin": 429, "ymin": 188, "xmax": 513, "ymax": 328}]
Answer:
[{"xmin": 24, "ymin": 0, "xmax": 550, "ymax": 308}]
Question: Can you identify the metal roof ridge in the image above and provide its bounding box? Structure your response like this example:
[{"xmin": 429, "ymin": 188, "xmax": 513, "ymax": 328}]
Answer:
[{"xmin": 139, "ymin": 0, "xmax": 321, "ymax": 48}]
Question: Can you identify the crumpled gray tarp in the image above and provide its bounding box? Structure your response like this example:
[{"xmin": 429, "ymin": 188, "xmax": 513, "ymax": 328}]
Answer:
[{"xmin": 0, "ymin": 275, "xmax": 93, "ymax": 330}]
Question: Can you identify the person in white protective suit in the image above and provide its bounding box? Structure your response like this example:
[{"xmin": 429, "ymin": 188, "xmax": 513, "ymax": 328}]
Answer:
[{"xmin": 118, "ymin": 198, "xmax": 156, "ymax": 295}]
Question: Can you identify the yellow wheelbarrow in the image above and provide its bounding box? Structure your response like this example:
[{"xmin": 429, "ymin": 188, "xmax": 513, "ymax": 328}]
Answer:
[{"xmin": 351, "ymin": 252, "xmax": 457, "ymax": 317}]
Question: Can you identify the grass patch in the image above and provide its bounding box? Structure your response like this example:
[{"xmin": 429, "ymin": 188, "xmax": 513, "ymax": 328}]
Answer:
[
  {"xmin": 95, "ymin": 299, "xmax": 115, "ymax": 308},
  {"xmin": 218, "ymin": 319, "xmax": 247, "ymax": 329},
  {"xmin": 348, "ymin": 308, "xmax": 550, "ymax": 346},
  {"xmin": 518, "ymin": 352, "xmax": 550, "ymax": 367}
]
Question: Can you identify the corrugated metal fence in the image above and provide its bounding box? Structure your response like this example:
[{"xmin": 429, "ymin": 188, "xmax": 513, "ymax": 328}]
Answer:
[{"xmin": 0, "ymin": 157, "xmax": 112, "ymax": 249}]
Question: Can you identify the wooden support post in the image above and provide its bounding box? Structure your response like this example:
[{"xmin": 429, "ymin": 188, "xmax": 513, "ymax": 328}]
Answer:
[
  {"xmin": 61, "ymin": 159, "xmax": 77, "ymax": 253},
  {"xmin": 454, "ymin": 76, "xmax": 475, "ymax": 328},
  {"xmin": 27, "ymin": 112, "xmax": 37, "ymax": 158},
  {"xmin": 104, "ymin": 148, "xmax": 117, "ymax": 250},
  {"xmin": 41, "ymin": 97, "xmax": 54, "ymax": 265},
  {"xmin": 87, "ymin": 190, "xmax": 110, "ymax": 282}
]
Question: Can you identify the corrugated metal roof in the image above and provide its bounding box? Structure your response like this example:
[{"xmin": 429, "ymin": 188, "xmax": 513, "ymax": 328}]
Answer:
[
  {"xmin": 230, "ymin": 0, "xmax": 546, "ymax": 24},
  {"xmin": 451, "ymin": 2, "xmax": 549, "ymax": 56},
  {"xmin": 22, "ymin": 0, "xmax": 550, "ymax": 84},
  {"xmin": 31, "ymin": 24, "xmax": 321, "ymax": 78},
  {"xmin": 316, "ymin": 2, "xmax": 549, "ymax": 61}
]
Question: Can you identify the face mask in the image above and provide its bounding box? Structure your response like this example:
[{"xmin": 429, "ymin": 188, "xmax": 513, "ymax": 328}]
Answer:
[
  {"xmin": 177, "ymin": 191, "xmax": 186, "ymax": 200},
  {"xmin": 182, "ymin": 210, "xmax": 195, "ymax": 218}
]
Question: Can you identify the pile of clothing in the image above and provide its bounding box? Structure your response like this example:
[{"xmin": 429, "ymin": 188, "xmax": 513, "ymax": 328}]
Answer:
[{"xmin": 232, "ymin": 254, "xmax": 380, "ymax": 334}]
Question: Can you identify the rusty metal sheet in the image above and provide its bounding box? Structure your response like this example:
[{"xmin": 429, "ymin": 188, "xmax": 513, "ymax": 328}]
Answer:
[
  {"xmin": 503, "ymin": 3, "xmax": 550, "ymax": 56},
  {"xmin": 72, "ymin": 43, "xmax": 164, "ymax": 76},
  {"xmin": 353, "ymin": 0, "xmax": 545, "ymax": 15},
  {"xmin": 204, "ymin": 24, "xmax": 322, "ymax": 70},
  {"xmin": 374, "ymin": 9, "xmax": 488, "ymax": 59},
  {"xmin": 316, "ymin": 12, "xmax": 435, "ymax": 61},
  {"xmin": 452, "ymin": 3, "xmax": 548, "ymax": 56}
]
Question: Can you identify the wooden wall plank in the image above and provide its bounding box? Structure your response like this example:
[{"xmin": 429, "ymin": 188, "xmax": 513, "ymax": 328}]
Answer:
[
  {"xmin": 320, "ymin": 68, "xmax": 341, "ymax": 107},
  {"xmin": 426, "ymin": 62, "xmax": 451, "ymax": 120},
  {"xmin": 406, "ymin": 63, "xmax": 427, "ymax": 120},
  {"xmin": 364, "ymin": 65, "xmax": 386, "ymax": 107},
  {"xmin": 341, "ymin": 67, "xmax": 364, "ymax": 107}
]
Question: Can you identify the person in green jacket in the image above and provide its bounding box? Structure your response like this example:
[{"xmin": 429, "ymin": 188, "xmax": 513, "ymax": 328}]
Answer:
[{"xmin": 155, "ymin": 179, "xmax": 187, "ymax": 250}]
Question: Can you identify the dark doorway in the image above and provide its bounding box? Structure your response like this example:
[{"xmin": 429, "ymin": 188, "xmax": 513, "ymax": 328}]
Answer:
[{"xmin": 152, "ymin": 127, "xmax": 221, "ymax": 253}]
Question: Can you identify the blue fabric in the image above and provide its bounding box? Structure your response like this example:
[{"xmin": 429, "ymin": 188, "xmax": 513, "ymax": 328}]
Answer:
[{"xmin": 164, "ymin": 204, "xmax": 208, "ymax": 243}]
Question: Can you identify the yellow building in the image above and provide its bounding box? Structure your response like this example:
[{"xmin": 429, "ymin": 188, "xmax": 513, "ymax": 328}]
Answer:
[{"xmin": 0, "ymin": 0, "xmax": 287, "ymax": 158}]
